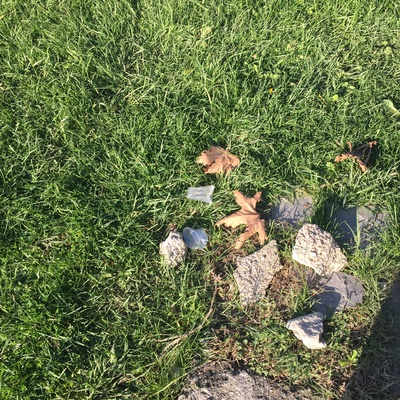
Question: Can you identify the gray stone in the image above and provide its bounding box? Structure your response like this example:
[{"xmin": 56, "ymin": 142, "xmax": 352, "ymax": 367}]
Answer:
[
  {"xmin": 292, "ymin": 224, "xmax": 347, "ymax": 277},
  {"xmin": 270, "ymin": 196, "xmax": 314, "ymax": 226},
  {"xmin": 286, "ymin": 312, "xmax": 326, "ymax": 350},
  {"xmin": 329, "ymin": 205, "xmax": 389, "ymax": 253},
  {"xmin": 159, "ymin": 230, "xmax": 187, "ymax": 266},
  {"xmin": 234, "ymin": 240, "xmax": 283, "ymax": 306},
  {"xmin": 178, "ymin": 361, "xmax": 319, "ymax": 400},
  {"xmin": 311, "ymin": 272, "xmax": 365, "ymax": 318}
]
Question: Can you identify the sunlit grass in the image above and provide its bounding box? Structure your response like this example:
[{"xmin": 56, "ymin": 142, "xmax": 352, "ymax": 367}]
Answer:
[{"xmin": 0, "ymin": 0, "xmax": 399, "ymax": 398}]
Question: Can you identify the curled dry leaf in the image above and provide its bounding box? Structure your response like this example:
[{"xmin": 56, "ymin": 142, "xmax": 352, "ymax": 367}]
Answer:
[
  {"xmin": 196, "ymin": 146, "xmax": 240, "ymax": 175},
  {"xmin": 216, "ymin": 191, "xmax": 267, "ymax": 249},
  {"xmin": 334, "ymin": 141, "xmax": 377, "ymax": 172}
]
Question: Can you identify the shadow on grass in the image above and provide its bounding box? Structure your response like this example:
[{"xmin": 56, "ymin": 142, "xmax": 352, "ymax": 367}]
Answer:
[{"xmin": 343, "ymin": 273, "xmax": 400, "ymax": 399}]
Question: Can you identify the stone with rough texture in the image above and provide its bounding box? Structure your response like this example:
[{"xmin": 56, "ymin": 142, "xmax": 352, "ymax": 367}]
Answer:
[
  {"xmin": 270, "ymin": 196, "xmax": 314, "ymax": 226},
  {"xmin": 159, "ymin": 230, "xmax": 187, "ymax": 266},
  {"xmin": 292, "ymin": 224, "xmax": 347, "ymax": 276},
  {"xmin": 234, "ymin": 240, "xmax": 283, "ymax": 306},
  {"xmin": 312, "ymin": 272, "xmax": 365, "ymax": 318},
  {"xmin": 178, "ymin": 361, "xmax": 319, "ymax": 400},
  {"xmin": 286, "ymin": 312, "xmax": 326, "ymax": 349}
]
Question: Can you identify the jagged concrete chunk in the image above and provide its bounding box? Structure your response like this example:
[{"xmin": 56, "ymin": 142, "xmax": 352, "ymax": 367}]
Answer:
[
  {"xmin": 234, "ymin": 240, "xmax": 283, "ymax": 306},
  {"xmin": 270, "ymin": 196, "xmax": 314, "ymax": 226},
  {"xmin": 159, "ymin": 230, "xmax": 187, "ymax": 266},
  {"xmin": 312, "ymin": 272, "xmax": 365, "ymax": 318},
  {"xmin": 286, "ymin": 312, "xmax": 326, "ymax": 349},
  {"xmin": 292, "ymin": 224, "xmax": 347, "ymax": 276}
]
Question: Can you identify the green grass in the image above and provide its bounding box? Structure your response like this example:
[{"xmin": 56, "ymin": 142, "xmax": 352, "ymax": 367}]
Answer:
[{"xmin": 1, "ymin": 0, "xmax": 400, "ymax": 398}]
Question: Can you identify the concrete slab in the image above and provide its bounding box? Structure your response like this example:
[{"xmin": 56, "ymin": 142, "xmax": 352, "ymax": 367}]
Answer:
[
  {"xmin": 234, "ymin": 240, "xmax": 283, "ymax": 306},
  {"xmin": 292, "ymin": 224, "xmax": 347, "ymax": 277},
  {"xmin": 178, "ymin": 361, "xmax": 320, "ymax": 400}
]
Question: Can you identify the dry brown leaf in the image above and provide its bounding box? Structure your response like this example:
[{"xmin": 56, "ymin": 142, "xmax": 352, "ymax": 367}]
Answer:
[
  {"xmin": 334, "ymin": 141, "xmax": 377, "ymax": 172},
  {"xmin": 216, "ymin": 191, "xmax": 267, "ymax": 249},
  {"xmin": 197, "ymin": 146, "xmax": 240, "ymax": 175}
]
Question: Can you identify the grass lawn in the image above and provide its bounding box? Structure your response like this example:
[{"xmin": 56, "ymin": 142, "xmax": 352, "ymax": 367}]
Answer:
[{"xmin": 1, "ymin": 0, "xmax": 400, "ymax": 398}]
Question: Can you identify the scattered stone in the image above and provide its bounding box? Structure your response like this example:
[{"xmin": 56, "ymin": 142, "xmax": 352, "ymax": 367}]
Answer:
[
  {"xmin": 178, "ymin": 361, "xmax": 319, "ymax": 400},
  {"xmin": 234, "ymin": 240, "xmax": 283, "ymax": 306},
  {"xmin": 270, "ymin": 196, "xmax": 314, "ymax": 226},
  {"xmin": 286, "ymin": 312, "xmax": 326, "ymax": 350},
  {"xmin": 159, "ymin": 230, "xmax": 187, "ymax": 266},
  {"xmin": 311, "ymin": 272, "xmax": 365, "ymax": 318},
  {"xmin": 329, "ymin": 205, "xmax": 389, "ymax": 253},
  {"xmin": 292, "ymin": 223, "xmax": 347, "ymax": 276}
]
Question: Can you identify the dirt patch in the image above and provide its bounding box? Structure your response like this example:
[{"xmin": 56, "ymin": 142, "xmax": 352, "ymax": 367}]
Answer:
[{"xmin": 178, "ymin": 361, "xmax": 321, "ymax": 400}]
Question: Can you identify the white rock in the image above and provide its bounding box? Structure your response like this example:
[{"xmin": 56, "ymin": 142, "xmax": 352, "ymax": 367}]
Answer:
[
  {"xmin": 159, "ymin": 230, "xmax": 187, "ymax": 266},
  {"xmin": 234, "ymin": 240, "xmax": 283, "ymax": 306},
  {"xmin": 286, "ymin": 312, "xmax": 326, "ymax": 350},
  {"xmin": 292, "ymin": 224, "xmax": 347, "ymax": 276}
]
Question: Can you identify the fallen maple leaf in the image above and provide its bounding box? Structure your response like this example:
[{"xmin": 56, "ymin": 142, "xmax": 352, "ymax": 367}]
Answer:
[
  {"xmin": 216, "ymin": 191, "xmax": 267, "ymax": 249},
  {"xmin": 334, "ymin": 141, "xmax": 377, "ymax": 172},
  {"xmin": 197, "ymin": 146, "xmax": 240, "ymax": 175}
]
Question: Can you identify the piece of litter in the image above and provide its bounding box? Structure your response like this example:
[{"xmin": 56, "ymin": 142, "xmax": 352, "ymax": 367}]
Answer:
[
  {"xmin": 182, "ymin": 227, "xmax": 208, "ymax": 250},
  {"xmin": 187, "ymin": 186, "xmax": 215, "ymax": 204}
]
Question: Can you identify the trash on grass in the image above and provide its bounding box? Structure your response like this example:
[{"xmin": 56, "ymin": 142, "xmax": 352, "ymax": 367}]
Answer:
[
  {"xmin": 187, "ymin": 185, "xmax": 215, "ymax": 204},
  {"xmin": 182, "ymin": 227, "xmax": 208, "ymax": 250}
]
